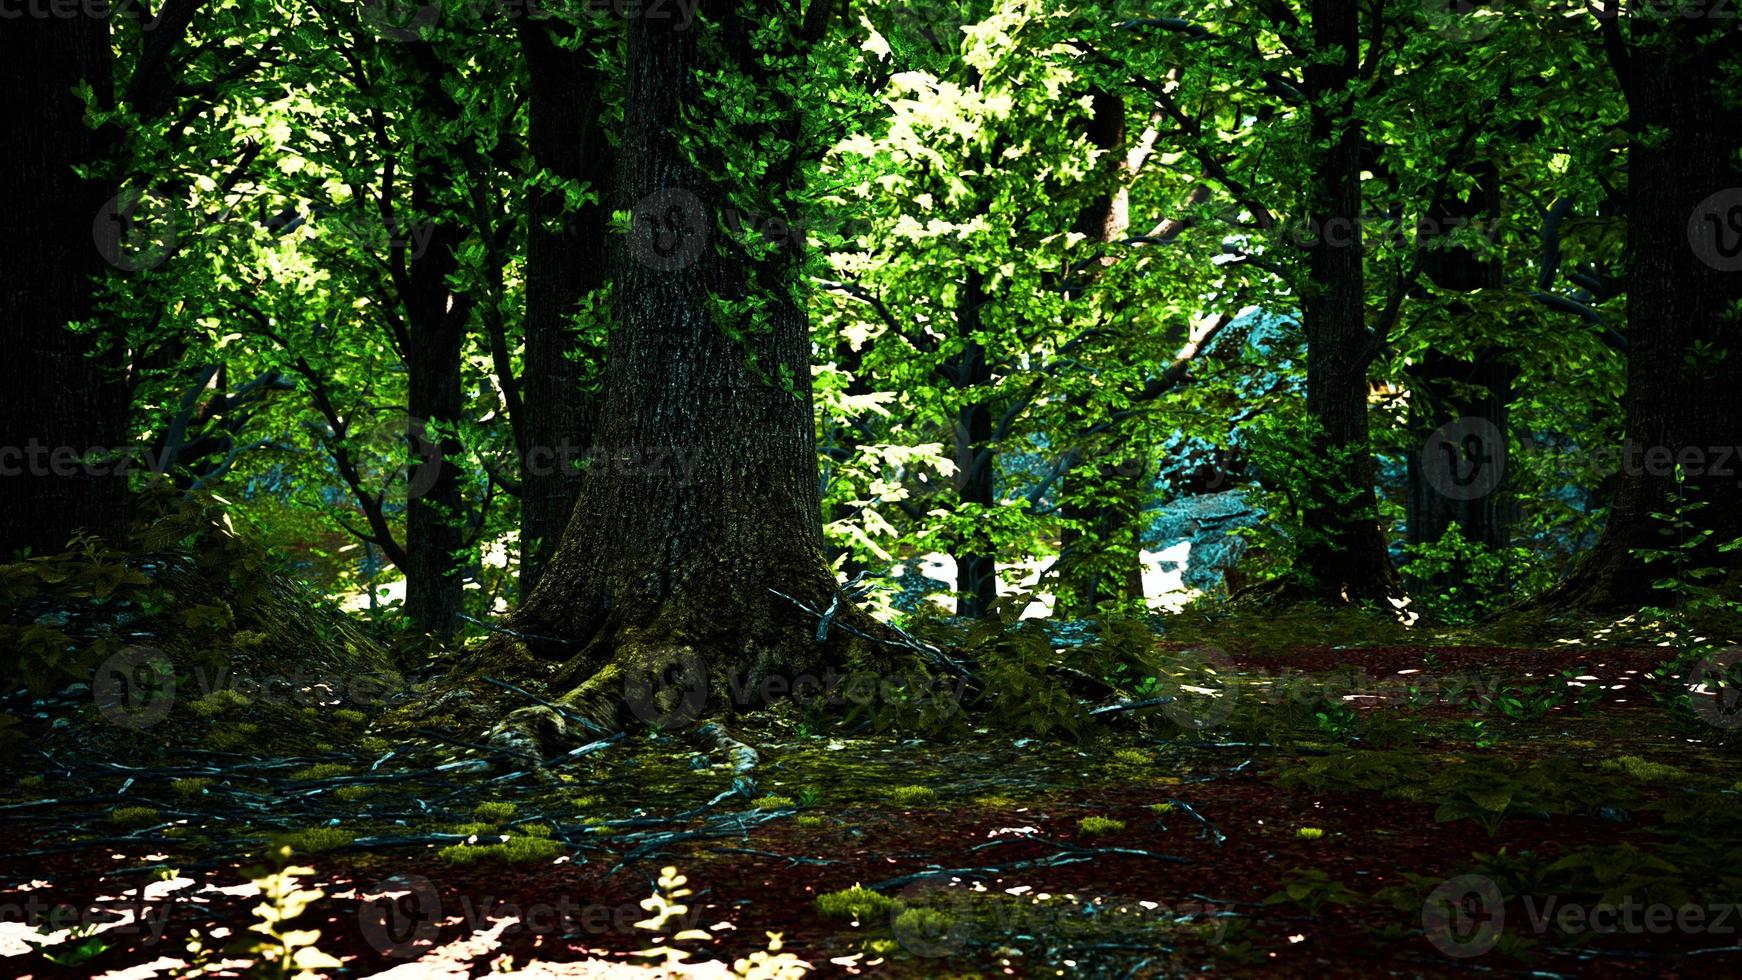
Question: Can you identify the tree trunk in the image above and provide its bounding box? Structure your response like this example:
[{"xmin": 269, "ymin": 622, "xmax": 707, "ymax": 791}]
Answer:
[
  {"xmin": 402, "ymin": 184, "xmax": 469, "ymax": 641},
  {"xmin": 1292, "ymin": 0, "xmax": 1399, "ymax": 602},
  {"xmin": 1405, "ymin": 163, "xmax": 1513, "ymax": 564},
  {"xmin": 515, "ymin": 21, "xmax": 611, "ymax": 597},
  {"xmin": 950, "ymin": 271, "xmax": 999, "ymax": 619},
  {"xmin": 1542, "ymin": 16, "xmax": 1742, "ymax": 610},
  {"xmin": 481, "ymin": 2, "xmax": 893, "ymax": 754},
  {"xmin": 0, "ymin": 18, "xmax": 132, "ymax": 556}
]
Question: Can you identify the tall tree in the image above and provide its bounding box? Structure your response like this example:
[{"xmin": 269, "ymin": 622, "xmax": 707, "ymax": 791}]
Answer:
[
  {"xmin": 0, "ymin": 18, "xmax": 130, "ymax": 557},
  {"xmin": 1544, "ymin": 10, "xmax": 1742, "ymax": 609},
  {"xmin": 485, "ymin": 1, "xmax": 892, "ymax": 752},
  {"xmin": 1290, "ymin": 0, "xmax": 1399, "ymax": 602}
]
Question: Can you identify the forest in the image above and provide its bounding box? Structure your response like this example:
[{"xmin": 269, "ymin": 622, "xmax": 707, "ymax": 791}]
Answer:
[{"xmin": 3, "ymin": 0, "xmax": 1741, "ymax": 976}]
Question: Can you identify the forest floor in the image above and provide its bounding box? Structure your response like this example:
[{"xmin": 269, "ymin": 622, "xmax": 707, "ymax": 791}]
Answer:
[{"xmin": 4, "ymin": 623, "xmax": 1742, "ymax": 978}]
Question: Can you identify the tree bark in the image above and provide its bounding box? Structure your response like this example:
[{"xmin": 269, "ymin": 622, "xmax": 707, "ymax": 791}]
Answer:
[
  {"xmin": 481, "ymin": 2, "xmax": 894, "ymax": 753},
  {"xmin": 950, "ymin": 269, "xmax": 999, "ymax": 618},
  {"xmin": 1405, "ymin": 163, "xmax": 1514, "ymax": 561},
  {"xmin": 1292, "ymin": 0, "xmax": 1399, "ymax": 602},
  {"xmin": 0, "ymin": 18, "xmax": 132, "ymax": 556},
  {"xmin": 514, "ymin": 20, "xmax": 612, "ymax": 597},
  {"xmin": 1542, "ymin": 15, "xmax": 1742, "ymax": 610}
]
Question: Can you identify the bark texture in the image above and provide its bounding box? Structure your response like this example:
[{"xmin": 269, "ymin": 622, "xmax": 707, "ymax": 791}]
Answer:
[
  {"xmin": 514, "ymin": 20, "xmax": 612, "ymax": 597},
  {"xmin": 0, "ymin": 18, "xmax": 131, "ymax": 556},
  {"xmin": 1542, "ymin": 16, "xmax": 1742, "ymax": 610},
  {"xmin": 482, "ymin": 3, "xmax": 893, "ymax": 752},
  {"xmin": 1293, "ymin": 0, "xmax": 1400, "ymax": 602}
]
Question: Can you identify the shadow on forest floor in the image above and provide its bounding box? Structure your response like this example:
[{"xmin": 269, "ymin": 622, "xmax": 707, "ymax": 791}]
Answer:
[{"xmin": 4, "ymin": 622, "xmax": 1742, "ymax": 978}]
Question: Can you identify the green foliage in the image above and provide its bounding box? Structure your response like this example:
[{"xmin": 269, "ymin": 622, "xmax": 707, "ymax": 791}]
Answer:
[{"xmin": 816, "ymin": 885, "xmax": 899, "ymax": 922}]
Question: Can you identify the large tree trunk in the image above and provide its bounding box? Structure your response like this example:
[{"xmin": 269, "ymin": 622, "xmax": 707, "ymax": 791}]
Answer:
[
  {"xmin": 482, "ymin": 2, "xmax": 892, "ymax": 753},
  {"xmin": 0, "ymin": 19, "xmax": 132, "ymax": 556},
  {"xmin": 1543, "ymin": 15, "xmax": 1742, "ymax": 610},
  {"xmin": 514, "ymin": 21, "xmax": 611, "ymax": 597},
  {"xmin": 1292, "ymin": 0, "xmax": 1399, "ymax": 602}
]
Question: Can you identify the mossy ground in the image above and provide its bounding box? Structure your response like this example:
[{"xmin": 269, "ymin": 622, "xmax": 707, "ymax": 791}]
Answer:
[{"xmin": 3, "ymin": 613, "xmax": 1741, "ymax": 977}]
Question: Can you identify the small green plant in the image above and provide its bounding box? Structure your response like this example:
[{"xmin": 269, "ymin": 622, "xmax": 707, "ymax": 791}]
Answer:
[
  {"xmin": 271, "ymin": 828, "xmax": 353, "ymax": 854},
  {"xmin": 1147, "ymin": 802, "xmax": 1175, "ymax": 815},
  {"xmin": 289, "ymin": 763, "xmax": 353, "ymax": 781},
  {"xmin": 233, "ymin": 846, "xmax": 343, "ymax": 978},
  {"xmin": 436, "ymin": 836, "xmax": 565, "ymax": 864},
  {"xmin": 1295, "ymin": 827, "xmax": 1324, "ymax": 840},
  {"xmin": 473, "ymin": 801, "xmax": 517, "ymax": 823},
  {"xmin": 752, "ymin": 795, "xmax": 796, "ymax": 809},
  {"xmin": 109, "ymin": 806, "xmax": 160, "ymax": 827},
  {"xmin": 795, "ymin": 786, "xmax": 823, "ymax": 808},
  {"xmin": 1264, "ymin": 868, "xmax": 1361, "ymax": 913},
  {"xmin": 794, "ymin": 815, "xmax": 827, "ymax": 828},
  {"xmin": 633, "ymin": 866, "xmax": 712, "ymax": 967},
  {"xmin": 1077, "ymin": 815, "xmax": 1125, "ymax": 836},
  {"xmin": 887, "ymin": 785, "xmax": 936, "ymax": 805},
  {"xmin": 816, "ymin": 884, "xmax": 899, "ymax": 921}
]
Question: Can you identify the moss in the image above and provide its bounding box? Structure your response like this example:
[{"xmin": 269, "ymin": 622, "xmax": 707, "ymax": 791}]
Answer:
[
  {"xmin": 1113, "ymin": 748, "xmax": 1152, "ymax": 766},
  {"xmin": 170, "ymin": 777, "xmax": 212, "ymax": 797},
  {"xmin": 817, "ymin": 885, "xmax": 900, "ymax": 922},
  {"xmin": 1600, "ymin": 755, "xmax": 1690, "ymax": 784},
  {"xmin": 436, "ymin": 836, "xmax": 566, "ymax": 864},
  {"xmin": 893, "ymin": 906, "xmax": 954, "ymax": 938},
  {"xmin": 207, "ymin": 722, "xmax": 258, "ymax": 751},
  {"xmin": 272, "ymin": 828, "xmax": 354, "ymax": 854},
  {"xmin": 473, "ymin": 801, "xmax": 517, "ymax": 823},
  {"xmin": 188, "ymin": 689, "xmax": 252, "ymax": 718},
  {"xmin": 1296, "ymin": 827, "xmax": 1325, "ymax": 840},
  {"xmin": 1078, "ymin": 816, "xmax": 1125, "ymax": 836},
  {"xmin": 290, "ymin": 763, "xmax": 355, "ymax": 780},
  {"xmin": 519, "ymin": 823, "xmax": 553, "ymax": 838},
  {"xmin": 19, "ymin": 775, "xmax": 45, "ymax": 790},
  {"xmin": 794, "ymin": 815, "xmax": 828, "ymax": 828},
  {"xmin": 333, "ymin": 785, "xmax": 374, "ymax": 802},
  {"xmin": 449, "ymin": 822, "xmax": 499, "ymax": 838},
  {"xmin": 887, "ymin": 785, "xmax": 936, "ymax": 805},
  {"xmin": 333, "ymin": 709, "xmax": 368, "ymax": 725},
  {"xmin": 571, "ymin": 794, "xmax": 601, "ymax": 809},
  {"xmin": 865, "ymin": 938, "xmax": 899, "ymax": 956},
  {"xmin": 109, "ymin": 806, "xmax": 161, "ymax": 827},
  {"xmin": 752, "ymin": 795, "xmax": 796, "ymax": 809},
  {"xmin": 974, "ymin": 795, "xmax": 1019, "ymax": 808},
  {"xmin": 1146, "ymin": 803, "xmax": 1175, "ymax": 815}
]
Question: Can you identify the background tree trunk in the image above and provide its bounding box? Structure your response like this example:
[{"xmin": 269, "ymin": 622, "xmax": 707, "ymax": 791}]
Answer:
[
  {"xmin": 1543, "ymin": 15, "xmax": 1742, "ymax": 610},
  {"xmin": 515, "ymin": 21, "xmax": 611, "ymax": 597},
  {"xmin": 0, "ymin": 18, "xmax": 132, "ymax": 556}
]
